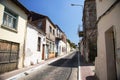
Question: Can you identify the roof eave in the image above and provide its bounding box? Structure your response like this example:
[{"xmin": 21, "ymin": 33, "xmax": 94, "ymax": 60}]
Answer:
[{"xmin": 12, "ymin": 0, "xmax": 30, "ymax": 15}]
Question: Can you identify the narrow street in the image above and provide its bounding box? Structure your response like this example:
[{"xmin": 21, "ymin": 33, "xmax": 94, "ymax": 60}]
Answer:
[
  {"xmin": 0, "ymin": 1, "xmax": 119, "ymax": 80},
  {"xmin": 19, "ymin": 52, "xmax": 78, "ymax": 80}
]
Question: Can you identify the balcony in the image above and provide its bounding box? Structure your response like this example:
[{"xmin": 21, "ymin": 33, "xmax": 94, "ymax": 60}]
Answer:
[{"xmin": 79, "ymin": 31, "xmax": 84, "ymax": 37}]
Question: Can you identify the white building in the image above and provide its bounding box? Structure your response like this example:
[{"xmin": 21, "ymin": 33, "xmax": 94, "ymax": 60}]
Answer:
[
  {"xmin": 55, "ymin": 25, "xmax": 67, "ymax": 56},
  {"xmin": 58, "ymin": 40, "xmax": 67, "ymax": 56},
  {"xmin": 24, "ymin": 21, "xmax": 46, "ymax": 67},
  {"xmin": 29, "ymin": 11, "xmax": 56, "ymax": 59},
  {"xmin": 67, "ymin": 42, "xmax": 71, "ymax": 53}
]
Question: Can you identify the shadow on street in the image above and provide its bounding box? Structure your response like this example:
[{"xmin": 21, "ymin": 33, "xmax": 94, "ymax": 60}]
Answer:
[
  {"xmin": 79, "ymin": 54, "xmax": 94, "ymax": 66},
  {"xmin": 86, "ymin": 76, "xmax": 97, "ymax": 80},
  {"xmin": 49, "ymin": 53, "xmax": 78, "ymax": 68},
  {"xmin": 79, "ymin": 53, "xmax": 98, "ymax": 80}
]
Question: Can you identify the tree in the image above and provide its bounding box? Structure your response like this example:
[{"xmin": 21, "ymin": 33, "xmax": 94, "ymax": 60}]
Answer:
[{"xmin": 67, "ymin": 39, "xmax": 76, "ymax": 49}]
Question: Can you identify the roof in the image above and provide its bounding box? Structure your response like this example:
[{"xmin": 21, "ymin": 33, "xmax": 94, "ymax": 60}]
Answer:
[
  {"xmin": 29, "ymin": 11, "xmax": 46, "ymax": 21},
  {"xmin": 27, "ymin": 23, "xmax": 46, "ymax": 36},
  {"xmin": 29, "ymin": 11, "xmax": 56, "ymax": 28},
  {"xmin": 11, "ymin": 0, "xmax": 29, "ymax": 14},
  {"xmin": 55, "ymin": 25, "xmax": 63, "ymax": 33}
]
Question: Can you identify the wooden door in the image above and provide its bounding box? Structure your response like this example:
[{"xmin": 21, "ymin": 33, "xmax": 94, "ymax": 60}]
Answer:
[
  {"xmin": 42, "ymin": 44, "xmax": 45, "ymax": 60},
  {"xmin": 0, "ymin": 40, "xmax": 19, "ymax": 74}
]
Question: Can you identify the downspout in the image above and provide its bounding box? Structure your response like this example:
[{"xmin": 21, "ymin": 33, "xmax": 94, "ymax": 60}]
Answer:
[{"xmin": 22, "ymin": 18, "xmax": 28, "ymax": 67}]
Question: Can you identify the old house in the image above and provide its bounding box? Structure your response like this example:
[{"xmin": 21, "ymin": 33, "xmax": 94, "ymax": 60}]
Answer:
[
  {"xmin": 95, "ymin": 0, "xmax": 120, "ymax": 80},
  {"xmin": 24, "ymin": 13, "xmax": 46, "ymax": 67},
  {"xmin": 55, "ymin": 25, "xmax": 67, "ymax": 56},
  {"xmin": 66, "ymin": 42, "xmax": 71, "ymax": 53},
  {"xmin": 29, "ymin": 12, "xmax": 56, "ymax": 59},
  {"xmin": 0, "ymin": 0, "xmax": 29, "ymax": 73}
]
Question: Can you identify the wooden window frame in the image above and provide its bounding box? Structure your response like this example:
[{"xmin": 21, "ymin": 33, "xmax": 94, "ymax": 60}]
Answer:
[{"xmin": 2, "ymin": 7, "xmax": 18, "ymax": 32}]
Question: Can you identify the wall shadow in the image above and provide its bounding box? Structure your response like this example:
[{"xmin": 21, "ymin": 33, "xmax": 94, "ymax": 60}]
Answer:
[
  {"xmin": 86, "ymin": 75, "xmax": 98, "ymax": 80},
  {"xmin": 49, "ymin": 53, "xmax": 78, "ymax": 68},
  {"xmin": 49, "ymin": 52, "xmax": 94, "ymax": 68},
  {"xmin": 0, "ymin": 77, "xmax": 4, "ymax": 80},
  {"xmin": 79, "ymin": 54, "xmax": 94, "ymax": 66}
]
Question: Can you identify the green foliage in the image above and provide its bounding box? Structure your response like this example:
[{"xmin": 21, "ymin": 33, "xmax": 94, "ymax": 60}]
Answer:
[{"xmin": 67, "ymin": 39, "xmax": 76, "ymax": 49}]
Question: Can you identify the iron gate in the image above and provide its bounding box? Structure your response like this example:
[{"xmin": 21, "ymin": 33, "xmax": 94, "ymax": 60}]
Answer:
[{"xmin": 0, "ymin": 40, "xmax": 19, "ymax": 74}]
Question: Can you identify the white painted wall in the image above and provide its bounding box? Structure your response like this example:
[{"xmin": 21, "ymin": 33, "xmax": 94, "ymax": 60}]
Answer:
[
  {"xmin": 67, "ymin": 42, "xmax": 71, "ymax": 53},
  {"xmin": 58, "ymin": 40, "xmax": 66, "ymax": 56},
  {"xmin": 24, "ymin": 23, "xmax": 46, "ymax": 67}
]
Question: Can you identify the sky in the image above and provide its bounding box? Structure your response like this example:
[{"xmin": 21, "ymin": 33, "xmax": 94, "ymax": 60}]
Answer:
[{"xmin": 19, "ymin": 0, "xmax": 84, "ymax": 45}]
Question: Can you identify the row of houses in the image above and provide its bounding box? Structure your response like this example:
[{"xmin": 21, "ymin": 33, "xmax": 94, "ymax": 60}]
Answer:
[
  {"xmin": 79, "ymin": 0, "xmax": 120, "ymax": 80},
  {"xmin": 0, "ymin": 0, "xmax": 71, "ymax": 74}
]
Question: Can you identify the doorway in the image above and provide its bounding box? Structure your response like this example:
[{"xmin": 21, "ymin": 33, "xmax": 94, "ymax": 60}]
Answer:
[
  {"xmin": 105, "ymin": 27, "xmax": 117, "ymax": 80},
  {"xmin": 42, "ymin": 44, "xmax": 45, "ymax": 60},
  {"xmin": 0, "ymin": 40, "xmax": 19, "ymax": 74}
]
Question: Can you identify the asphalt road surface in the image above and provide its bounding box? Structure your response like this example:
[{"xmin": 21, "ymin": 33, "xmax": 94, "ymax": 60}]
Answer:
[{"xmin": 19, "ymin": 52, "xmax": 78, "ymax": 80}]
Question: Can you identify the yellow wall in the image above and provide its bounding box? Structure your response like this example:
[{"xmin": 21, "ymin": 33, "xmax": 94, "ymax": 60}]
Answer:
[{"xmin": 0, "ymin": 0, "xmax": 27, "ymax": 68}]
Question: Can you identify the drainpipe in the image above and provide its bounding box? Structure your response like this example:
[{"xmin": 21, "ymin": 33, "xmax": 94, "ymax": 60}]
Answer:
[{"xmin": 22, "ymin": 20, "xmax": 28, "ymax": 67}]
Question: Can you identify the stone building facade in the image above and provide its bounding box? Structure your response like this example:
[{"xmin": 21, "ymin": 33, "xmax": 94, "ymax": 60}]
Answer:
[{"xmin": 82, "ymin": 0, "xmax": 97, "ymax": 62}]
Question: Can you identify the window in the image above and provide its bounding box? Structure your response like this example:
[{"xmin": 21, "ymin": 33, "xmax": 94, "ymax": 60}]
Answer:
[
  {"xmin": 38, "ymin": 22, "xmax": 42, "ymax": 29},
  {"xmin": 2, "ymin": 7, "xmax": 18, "ymax": 30},
  {"xmin": 49, "ymin": 26, "xmax": 52, "ymax": 33},
  {"xmin": 50, "ymin": 42, "xmax": 54, "ymax": 52},
  {"xmin": 43, "ymin": 38, "xmax": 45, "ymax": 42},
  {"xmin": 53, "ymin": 29, "xmax": 55, "ymax": 35},
  {"xmin": 53, "ymin": 43, "xmax": 54, "ymax": 51},
  {"xmin": 57, "ymin": 29, "xmax": 59, "ymax": 36},
  {"xmin": 37, "ymin": 37, "xmax": 41, "ymax": 51}
]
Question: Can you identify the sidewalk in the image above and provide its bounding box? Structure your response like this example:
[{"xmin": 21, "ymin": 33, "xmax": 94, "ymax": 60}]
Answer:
[
  {"xmin": 79, "ymin": 55, "xmax": 97, "ymax": 80},
  {"xmin": 0, "ymin": 52, "xmax": 74, "ymax": 80}
]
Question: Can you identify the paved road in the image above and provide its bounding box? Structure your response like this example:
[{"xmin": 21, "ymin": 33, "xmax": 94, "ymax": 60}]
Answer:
[{"xmin": 19, "ymin": 52, "xmax": 78, "ymax": 80}]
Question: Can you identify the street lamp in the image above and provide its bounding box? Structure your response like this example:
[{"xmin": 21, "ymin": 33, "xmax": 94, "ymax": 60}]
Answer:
[
  {"xmin": 71, "ymin": 4, "xmax": 84, "ymax": 80},
  {"xmin": 71, "ymin": 4, "xmax": 84, "ymax": 37},
  {"xmin": 71, "ymin": 4, "xmax": 83, "ymax": 8}
]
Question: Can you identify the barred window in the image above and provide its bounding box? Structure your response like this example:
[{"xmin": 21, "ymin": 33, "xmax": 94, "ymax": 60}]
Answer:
[
  {"xmin": 49, "ymin": 26, "xmax": 52, "ymax": 33},
  {"xmin": 2, "ymin": 7, "xmax": 18, "ymax": 30}
]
